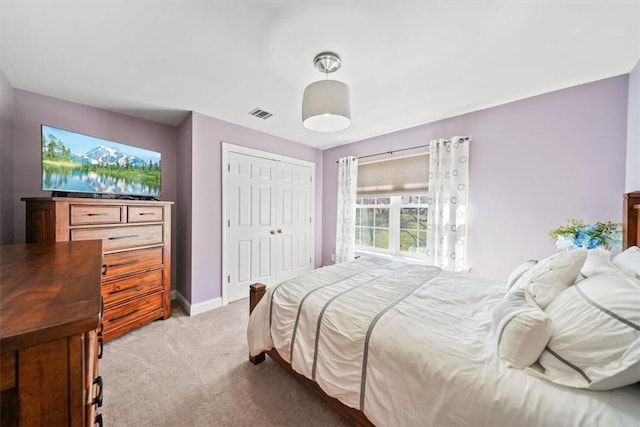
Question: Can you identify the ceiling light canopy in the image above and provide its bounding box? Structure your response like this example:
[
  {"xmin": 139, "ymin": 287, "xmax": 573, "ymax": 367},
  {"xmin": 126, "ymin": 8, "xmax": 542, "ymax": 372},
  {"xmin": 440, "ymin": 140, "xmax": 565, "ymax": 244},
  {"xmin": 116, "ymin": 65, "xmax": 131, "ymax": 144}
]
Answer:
[{"xmin": 302, "ymin": 52, "xmax": 351, "ymax": 132}]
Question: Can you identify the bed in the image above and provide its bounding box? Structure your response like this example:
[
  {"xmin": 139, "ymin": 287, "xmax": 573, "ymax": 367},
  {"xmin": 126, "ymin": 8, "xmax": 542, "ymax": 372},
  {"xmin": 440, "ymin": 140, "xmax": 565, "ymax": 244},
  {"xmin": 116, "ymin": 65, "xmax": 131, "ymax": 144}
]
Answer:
[{"xmin": 247, "ymin": 191, "xmax": 640, "ymax": 426}]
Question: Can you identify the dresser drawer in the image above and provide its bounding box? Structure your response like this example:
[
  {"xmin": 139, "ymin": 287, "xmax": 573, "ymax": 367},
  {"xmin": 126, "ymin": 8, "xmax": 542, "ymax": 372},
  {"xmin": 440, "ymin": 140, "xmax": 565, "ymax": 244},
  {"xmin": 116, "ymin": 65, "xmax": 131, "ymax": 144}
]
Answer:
[
  {"xmin": 71, "ymin": 225, "xmax": 163, "ymax": 251},
  {"xmin": 103, "ymin": 269, "xmax": 163, "ymax": 306},
  {"xmin": 70, "ymin": 205, "xmax": 124, "ymax": 225},
  {"xmin": 103, "ymin": 293, "xmax": 163, "ymax": 340},
  {"xmin": 102, "ymin": 247, "xmax": 163, "ymax": 280},
  {"xmin": 128, "ymin": 206, "xmax": 163, "ymax": 223}
]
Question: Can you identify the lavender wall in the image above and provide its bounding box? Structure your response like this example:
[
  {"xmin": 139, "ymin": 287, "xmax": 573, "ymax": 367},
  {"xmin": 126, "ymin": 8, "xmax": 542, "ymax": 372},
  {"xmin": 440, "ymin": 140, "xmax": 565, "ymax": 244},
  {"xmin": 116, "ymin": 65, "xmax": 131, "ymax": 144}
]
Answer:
[
  {"xmin": 0, "ymin": 71, "xmax": 15, "ymax": 244},
  {"xmin": 323, "ymin": 76, "xmax": 629, "ymax": 280},
  {"xmin": 4, "ymin": 86, "xmax": 324, "ymax": 307},
  {"xmin": 187, "ymin": 112, "xmax": 323, "ymax": 304},
  {"xmin": 627, "ymin": 59, "xmax": 640, "ymax": 192},
  {"xmin": 176, "ymin": 113, "xmax": 193, "ymax": 301},
  {"xmin": 3, "ymin": 71, "xmax": 632, "ymax": 303},
  {"xmin": 11, "ymin": 90, "xmax": 179, "ymax": 288}
]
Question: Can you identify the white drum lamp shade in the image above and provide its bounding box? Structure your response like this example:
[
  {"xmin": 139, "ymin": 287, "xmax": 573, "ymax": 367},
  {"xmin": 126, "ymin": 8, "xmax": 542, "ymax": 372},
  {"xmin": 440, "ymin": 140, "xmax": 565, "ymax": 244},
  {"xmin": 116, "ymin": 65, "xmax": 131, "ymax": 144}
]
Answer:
[{"xmin": 302, "ymin": 79, "xmax": 351, "ymax": 132}]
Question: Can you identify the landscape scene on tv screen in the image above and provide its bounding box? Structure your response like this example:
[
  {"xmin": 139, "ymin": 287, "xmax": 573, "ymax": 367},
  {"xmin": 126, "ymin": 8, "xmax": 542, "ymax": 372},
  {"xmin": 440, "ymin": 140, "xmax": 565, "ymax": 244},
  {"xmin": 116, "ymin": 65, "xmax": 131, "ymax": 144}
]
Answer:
[{"xmin": 41, "ymin": 125, "xmax": 161, "ymax": 197}]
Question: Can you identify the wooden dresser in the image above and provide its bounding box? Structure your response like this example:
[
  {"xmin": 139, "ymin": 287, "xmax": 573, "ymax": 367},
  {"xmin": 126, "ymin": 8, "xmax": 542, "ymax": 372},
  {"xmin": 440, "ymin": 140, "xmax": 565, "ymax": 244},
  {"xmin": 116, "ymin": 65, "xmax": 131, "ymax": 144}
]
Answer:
[
  {"xmin": 0, "ymin": 241, "xmax": 103, "ymax": 427},
  {"xmin": 22, "ymin": 197, "xmax": 173, "ymax": 341}
]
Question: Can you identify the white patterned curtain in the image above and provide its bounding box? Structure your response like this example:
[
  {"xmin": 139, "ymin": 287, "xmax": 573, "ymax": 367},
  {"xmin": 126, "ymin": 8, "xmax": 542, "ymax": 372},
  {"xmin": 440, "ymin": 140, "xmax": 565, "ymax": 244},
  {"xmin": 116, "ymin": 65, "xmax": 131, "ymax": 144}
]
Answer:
[
  {"xmin": 335, "ymin": 156, "xmax": 358, "ymax": 263},
  {"xmin": 426, "ymin": 136, "xmax": 470, "ymax": 271}
]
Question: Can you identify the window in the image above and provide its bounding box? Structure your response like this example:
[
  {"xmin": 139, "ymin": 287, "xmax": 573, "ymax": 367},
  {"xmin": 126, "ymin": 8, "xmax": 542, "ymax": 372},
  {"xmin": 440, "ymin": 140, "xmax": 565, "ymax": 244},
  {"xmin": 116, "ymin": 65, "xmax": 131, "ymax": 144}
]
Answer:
[
  {"xmin": 355, "ymin": 194, "xmax": 428, "ymax": 258},
  {"xmin": 399, "ymin": 195, "xmax": 429, "ymax": 255},
  {"xmin": 354, "ymin": 153, "xmax": 430, "ymax": 259},
  {"xmin": 355, "ymin": 197, "xmax": 390, "ymax": 250}
]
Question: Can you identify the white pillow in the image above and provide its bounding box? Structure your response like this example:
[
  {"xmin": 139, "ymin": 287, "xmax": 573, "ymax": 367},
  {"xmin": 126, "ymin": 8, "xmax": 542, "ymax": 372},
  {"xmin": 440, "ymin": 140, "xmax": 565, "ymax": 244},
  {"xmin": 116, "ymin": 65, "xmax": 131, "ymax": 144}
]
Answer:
[
  {"xmin": 514, "ymin": 249, "xmax": 587, "ymax": 309},
  {"xmin": 535, "ymin": 273, "xmax": 640, "ymax": 390},
  {"xmin": 492, "ymin": 289, "xmax": 551, "ymax": 369},
  {"xmin": 612, "ymin": 246, "xmax": 640, "ymax": 276},
  {"xmin": 578, "ymin": 247, "xmax": 635, "ymax": 281},
  {"xmin": 506, "ymin": 260, "xmax": 538, "ymax": 290}
]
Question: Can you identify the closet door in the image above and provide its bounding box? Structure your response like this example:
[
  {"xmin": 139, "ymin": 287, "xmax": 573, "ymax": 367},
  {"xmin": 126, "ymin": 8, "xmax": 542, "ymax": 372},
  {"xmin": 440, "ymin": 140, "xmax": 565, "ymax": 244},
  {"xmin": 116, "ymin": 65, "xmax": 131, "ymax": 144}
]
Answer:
[
  {"xmin": 227, "ymin": 152, "xmax": 277, "ymax": 302},
  {"xmin": 224, "ymin": 145, "xmax": 315, "ymax": 304},
  {"xmin": 276, "ymin": 161, "xmax": 313, "ymax": 283}
]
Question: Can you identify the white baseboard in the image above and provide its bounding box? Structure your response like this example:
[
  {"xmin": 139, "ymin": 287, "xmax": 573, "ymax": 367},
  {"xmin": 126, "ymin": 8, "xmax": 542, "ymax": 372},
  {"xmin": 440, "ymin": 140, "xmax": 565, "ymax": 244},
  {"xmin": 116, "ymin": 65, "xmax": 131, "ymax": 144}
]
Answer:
[{"xmin": 174, "ymin": 291, "xmax": 222, "ymax": 316}]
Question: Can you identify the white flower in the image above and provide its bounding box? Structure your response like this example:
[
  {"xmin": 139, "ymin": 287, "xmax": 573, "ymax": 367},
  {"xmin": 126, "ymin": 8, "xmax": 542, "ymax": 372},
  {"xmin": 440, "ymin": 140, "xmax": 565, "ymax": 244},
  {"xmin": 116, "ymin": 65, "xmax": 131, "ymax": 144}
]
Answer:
[{"xmin": 555, "ymin": 234, "xmax": 575, "ymax": 250}]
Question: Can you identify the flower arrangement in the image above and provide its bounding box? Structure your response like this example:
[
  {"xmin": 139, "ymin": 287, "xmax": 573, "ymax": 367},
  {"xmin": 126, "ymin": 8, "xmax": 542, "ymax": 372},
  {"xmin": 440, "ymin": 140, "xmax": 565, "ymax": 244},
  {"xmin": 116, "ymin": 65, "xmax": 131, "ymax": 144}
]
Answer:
[{"xmin": 549, "ymin": 219, "xmax": 621, "ymax": 250}]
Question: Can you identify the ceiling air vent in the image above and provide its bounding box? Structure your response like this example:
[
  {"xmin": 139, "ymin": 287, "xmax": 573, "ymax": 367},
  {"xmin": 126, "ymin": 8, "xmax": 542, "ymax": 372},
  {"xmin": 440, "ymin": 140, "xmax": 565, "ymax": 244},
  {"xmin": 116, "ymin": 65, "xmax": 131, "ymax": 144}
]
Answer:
[{"xmin": 249, "ymin": 108, "xmax": 273, "ymax": 120}]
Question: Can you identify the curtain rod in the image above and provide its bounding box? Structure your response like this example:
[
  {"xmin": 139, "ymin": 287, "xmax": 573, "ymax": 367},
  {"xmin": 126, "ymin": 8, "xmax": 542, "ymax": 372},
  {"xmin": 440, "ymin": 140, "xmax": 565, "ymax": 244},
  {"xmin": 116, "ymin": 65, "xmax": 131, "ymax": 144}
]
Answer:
[{"xmin": 335, "ymin": 143, "xmax": 430, "ymax": 163}]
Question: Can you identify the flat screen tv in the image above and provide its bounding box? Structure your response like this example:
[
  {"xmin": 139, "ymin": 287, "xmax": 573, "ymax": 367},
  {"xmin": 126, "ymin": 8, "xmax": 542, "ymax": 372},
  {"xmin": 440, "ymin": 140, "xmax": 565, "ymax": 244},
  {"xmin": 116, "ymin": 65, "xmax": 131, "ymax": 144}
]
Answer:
[{"xmin": 41, "ymin": 125, "xmax": 161, "ymax": 198}]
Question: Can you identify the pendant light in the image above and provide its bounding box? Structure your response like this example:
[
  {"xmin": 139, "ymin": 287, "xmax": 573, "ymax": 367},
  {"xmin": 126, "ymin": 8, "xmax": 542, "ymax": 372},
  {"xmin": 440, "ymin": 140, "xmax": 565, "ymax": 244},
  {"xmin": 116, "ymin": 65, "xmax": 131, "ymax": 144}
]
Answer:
[{"xmin": 302, "ymin": 52, "xmax": 351, "ymax": 132}]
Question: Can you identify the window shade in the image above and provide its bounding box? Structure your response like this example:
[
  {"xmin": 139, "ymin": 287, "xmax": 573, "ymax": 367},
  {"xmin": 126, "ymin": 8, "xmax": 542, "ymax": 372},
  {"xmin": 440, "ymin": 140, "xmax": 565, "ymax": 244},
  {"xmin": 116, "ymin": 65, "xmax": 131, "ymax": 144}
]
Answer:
[{"xmin": 356, "ymin": 153, "xmax": 429, "ymax": 196}]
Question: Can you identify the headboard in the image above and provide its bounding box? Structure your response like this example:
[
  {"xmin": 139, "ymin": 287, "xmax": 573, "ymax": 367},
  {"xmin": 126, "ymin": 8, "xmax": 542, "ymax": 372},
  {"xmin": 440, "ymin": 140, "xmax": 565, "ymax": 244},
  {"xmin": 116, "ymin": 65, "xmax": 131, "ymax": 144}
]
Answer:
[{"xmin": 623, "ymin": 191, "xmax": 640, "ymax": 249}]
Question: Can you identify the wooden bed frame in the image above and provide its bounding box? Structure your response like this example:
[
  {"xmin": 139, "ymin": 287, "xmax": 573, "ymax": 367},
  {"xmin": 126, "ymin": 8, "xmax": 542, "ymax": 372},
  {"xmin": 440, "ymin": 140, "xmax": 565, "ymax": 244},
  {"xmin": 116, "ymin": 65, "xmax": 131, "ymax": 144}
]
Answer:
[
  {"xmin": 623, "ymin": 191, "xmax": 640, "ymax": 248},
  {"xmin": 248, "ymin": 283, "xmax": 375, "ymax": 427},
  {"xmin": 248, "ymin": 191, "xmax": 640, "ymax": 427}
]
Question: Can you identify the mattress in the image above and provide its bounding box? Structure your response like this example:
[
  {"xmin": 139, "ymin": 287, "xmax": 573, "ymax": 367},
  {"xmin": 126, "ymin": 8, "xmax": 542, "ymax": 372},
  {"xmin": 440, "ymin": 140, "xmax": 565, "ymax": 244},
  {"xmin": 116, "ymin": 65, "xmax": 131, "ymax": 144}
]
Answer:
[{"xmin": 247, "ymin": 256, "xmax": 640, "ymax": 426}]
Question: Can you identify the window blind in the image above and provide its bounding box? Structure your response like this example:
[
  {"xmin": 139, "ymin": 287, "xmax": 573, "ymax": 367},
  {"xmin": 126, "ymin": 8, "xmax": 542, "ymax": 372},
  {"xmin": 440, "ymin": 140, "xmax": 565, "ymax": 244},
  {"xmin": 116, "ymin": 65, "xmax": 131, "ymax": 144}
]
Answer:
[{"xmin": 356, "ymin": 153, "xmax": 429, "ymax": 196}]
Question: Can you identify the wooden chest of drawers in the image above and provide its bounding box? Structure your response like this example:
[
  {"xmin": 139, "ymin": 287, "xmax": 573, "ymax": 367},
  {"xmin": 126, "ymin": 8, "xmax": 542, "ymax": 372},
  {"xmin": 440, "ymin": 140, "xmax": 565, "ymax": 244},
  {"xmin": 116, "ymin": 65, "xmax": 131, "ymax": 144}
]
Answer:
[
  {"xmin": 22, "ymin": 197, "xmax": 173, "ymax": 341},
  {"xmin": 0, "ymin": 241, "xmax": 103, "ymax": 427}
]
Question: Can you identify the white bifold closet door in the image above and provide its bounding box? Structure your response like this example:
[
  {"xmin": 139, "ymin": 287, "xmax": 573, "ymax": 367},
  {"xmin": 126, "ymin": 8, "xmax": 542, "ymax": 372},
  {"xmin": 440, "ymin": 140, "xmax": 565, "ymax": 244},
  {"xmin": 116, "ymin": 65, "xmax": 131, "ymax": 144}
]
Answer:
[{"xmin": 227, "ymin": 151, "xmax": 313, "ymax": 303}]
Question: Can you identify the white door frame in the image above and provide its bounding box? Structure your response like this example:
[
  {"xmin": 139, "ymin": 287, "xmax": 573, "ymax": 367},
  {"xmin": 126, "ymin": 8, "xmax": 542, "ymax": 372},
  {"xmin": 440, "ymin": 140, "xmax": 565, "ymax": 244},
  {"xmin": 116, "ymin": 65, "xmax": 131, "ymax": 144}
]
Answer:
[{"xmin": 221, "ymin": 142, "xmax": 316, "ymax": 305}]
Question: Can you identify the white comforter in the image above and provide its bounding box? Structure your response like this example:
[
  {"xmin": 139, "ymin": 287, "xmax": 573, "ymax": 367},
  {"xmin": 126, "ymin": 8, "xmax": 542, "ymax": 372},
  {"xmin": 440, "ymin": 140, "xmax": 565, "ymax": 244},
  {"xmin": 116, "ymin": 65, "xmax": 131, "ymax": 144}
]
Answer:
[{"xmin": 247, "ymin": 256, "xmax": 640, "ymax": 426}]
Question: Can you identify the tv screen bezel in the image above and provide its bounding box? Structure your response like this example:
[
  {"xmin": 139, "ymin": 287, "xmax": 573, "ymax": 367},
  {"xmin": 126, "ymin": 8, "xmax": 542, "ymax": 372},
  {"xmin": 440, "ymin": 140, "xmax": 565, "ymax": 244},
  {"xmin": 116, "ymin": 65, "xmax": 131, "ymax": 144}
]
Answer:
[{"xmin": 40, "ymin": 124, "xmax": 162, "ymax": 198}]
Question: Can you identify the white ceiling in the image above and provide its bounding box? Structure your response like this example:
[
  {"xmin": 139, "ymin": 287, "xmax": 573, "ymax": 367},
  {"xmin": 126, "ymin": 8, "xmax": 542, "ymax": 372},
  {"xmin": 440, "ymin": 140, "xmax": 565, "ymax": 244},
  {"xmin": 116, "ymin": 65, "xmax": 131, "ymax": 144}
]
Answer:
[{"xmin": 1, "ymin": 1, "xmax": 639, "ymax": 149}]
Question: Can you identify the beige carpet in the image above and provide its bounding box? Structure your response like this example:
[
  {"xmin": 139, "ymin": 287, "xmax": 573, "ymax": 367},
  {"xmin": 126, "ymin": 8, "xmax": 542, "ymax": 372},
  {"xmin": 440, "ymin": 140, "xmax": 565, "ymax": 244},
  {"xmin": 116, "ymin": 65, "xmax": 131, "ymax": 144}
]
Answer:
[{"xmin": 101, "ymin": 299, "xmax": 349, "ymax": 427}]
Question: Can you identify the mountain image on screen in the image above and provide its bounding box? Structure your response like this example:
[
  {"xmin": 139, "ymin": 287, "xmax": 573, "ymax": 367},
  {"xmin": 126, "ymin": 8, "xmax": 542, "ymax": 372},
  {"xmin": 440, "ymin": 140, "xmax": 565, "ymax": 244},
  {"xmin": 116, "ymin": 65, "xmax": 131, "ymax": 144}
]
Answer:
[
  {"xmin": 83, "ymin": 146, "xmax": 149, "ymax": 167},
  {"xmin": 41, "ymin": 125, "xmax": 161, "ymax": 197}
]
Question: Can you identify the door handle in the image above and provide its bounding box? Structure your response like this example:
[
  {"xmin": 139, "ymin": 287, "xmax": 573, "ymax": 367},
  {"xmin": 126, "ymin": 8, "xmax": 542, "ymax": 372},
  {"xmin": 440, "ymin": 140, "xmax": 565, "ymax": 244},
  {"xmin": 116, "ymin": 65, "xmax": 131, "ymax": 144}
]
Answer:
[
  {"xmin": 270, "ymin": 230, "xmax": 276, "ymax": 235},
  {"xmin": 277, "ymin": 229, "xmax": 282, "ymax": 234}
]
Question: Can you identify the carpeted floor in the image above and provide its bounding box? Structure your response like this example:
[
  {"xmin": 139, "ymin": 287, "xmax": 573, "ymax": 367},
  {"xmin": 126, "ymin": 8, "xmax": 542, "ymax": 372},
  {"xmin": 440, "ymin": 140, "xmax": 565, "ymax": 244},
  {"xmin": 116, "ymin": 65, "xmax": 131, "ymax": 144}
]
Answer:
[{"xmin": 101, "ymin": 299, "xmax": 348, "ymax": 427}]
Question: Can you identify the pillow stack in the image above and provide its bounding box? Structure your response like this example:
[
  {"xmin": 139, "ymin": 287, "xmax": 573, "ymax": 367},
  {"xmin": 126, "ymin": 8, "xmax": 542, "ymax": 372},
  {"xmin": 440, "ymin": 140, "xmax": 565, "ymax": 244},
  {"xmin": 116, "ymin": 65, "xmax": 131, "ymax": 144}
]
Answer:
[
  {"xmin": 495, "ymin": 246, "xmax": 640, "ymax": 391},
  {"xmin": 536, "ymin": 272, "xmax": 640, "ymax": 390},
  {"xmin": 493, "ymin": 249, "xmax": 586, "ymax": 369}
]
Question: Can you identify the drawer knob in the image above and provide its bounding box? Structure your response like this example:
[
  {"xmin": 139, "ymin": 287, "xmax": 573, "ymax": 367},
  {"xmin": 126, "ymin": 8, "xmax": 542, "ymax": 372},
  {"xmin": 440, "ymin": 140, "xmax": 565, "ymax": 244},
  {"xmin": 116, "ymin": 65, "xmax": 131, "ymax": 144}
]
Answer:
[
  {"xmin": 107, "ymin": 259, "xmax": 140, "ymax": 268},
  {"xmin": 108, "ymin": 234, "xmax": 139, "ymax": 240},
  {"xmin": 108, "ymin": 308, "xmax": 140, "ymax": 323},
  {"xmin": 108, "ymin": 284, "xmax": 140, "ymax": 295}
]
